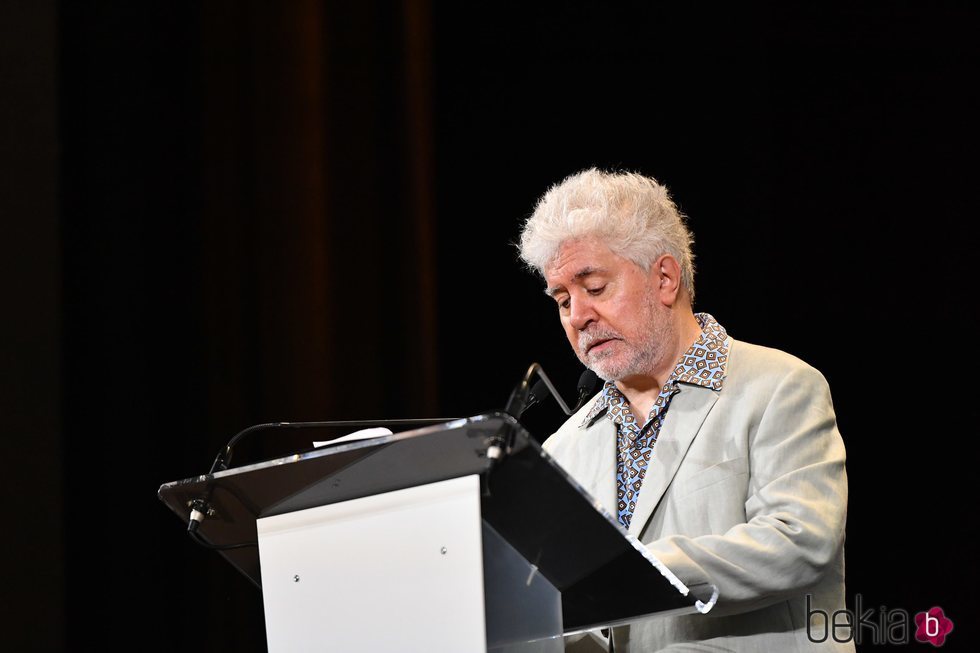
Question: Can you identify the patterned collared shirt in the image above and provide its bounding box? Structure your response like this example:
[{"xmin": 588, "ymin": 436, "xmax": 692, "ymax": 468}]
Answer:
[{"xmin": 581, "ymin": 313, "xmax": 731, "ymax": 528}]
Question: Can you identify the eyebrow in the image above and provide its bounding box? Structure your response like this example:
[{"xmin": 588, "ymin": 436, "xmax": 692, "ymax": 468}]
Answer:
[{"xmin": 544, "ymin": 266, "xmax": 604, "ymax": 298}]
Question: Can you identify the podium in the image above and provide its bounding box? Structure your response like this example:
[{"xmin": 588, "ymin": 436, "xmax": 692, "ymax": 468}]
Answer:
[{"xmin": 158, "ymin": 412, "xmax": 716, "ymax": 652}]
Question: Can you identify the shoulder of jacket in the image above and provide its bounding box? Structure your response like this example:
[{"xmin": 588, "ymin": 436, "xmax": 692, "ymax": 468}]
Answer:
[{"xmin": 729, "ymin": 338, "xmax": 829, "ymax": 388}]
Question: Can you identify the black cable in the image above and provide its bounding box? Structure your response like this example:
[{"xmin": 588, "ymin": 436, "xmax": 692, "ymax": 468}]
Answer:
[
  {"xmin": 209, "ymin": 417, "xmax": 459, "ymax": 474},
  {"xmin": 190, "ymin": 416, "xmax": 459, "ymax": 551}
]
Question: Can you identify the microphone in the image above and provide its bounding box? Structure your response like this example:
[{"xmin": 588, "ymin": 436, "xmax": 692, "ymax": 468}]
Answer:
[
  {"xmin": 493, "ymin": 365, "xmax": 596, "ymax": 464},
  {"xmin": 573, "ymin": 369, "xmax": 599, "ymax": 412},
  {"xmin": 506, "ymin": 362, "xmax": 594, "ymax": 419},
  {"xmin": 518, "ymin": 378, "xmax": 551, "ymax": 415},
  {"xmin": 515, "ymin": 367, "xmax": 600, "ymax": 417}
]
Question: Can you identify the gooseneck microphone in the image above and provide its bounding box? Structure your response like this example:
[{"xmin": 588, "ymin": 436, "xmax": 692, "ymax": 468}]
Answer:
[
  {"xmin": 514, "ymin": 366, "xmax": 600, "ymax": 417},
  {"xmin": 491, "ymin": 363, "xmax": 597, "ymax": 465},
  {"xmin": 504, "ymin": 362, "xmax": 573, "ymax": 418}
]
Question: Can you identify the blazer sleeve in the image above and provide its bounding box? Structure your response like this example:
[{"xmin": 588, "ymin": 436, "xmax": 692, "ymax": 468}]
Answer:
[{"xmin": 643, "ymin": 363, "xmax": 848, "ymax": 616}]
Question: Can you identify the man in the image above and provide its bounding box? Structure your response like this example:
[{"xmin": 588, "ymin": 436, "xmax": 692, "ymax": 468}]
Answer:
[{"xmin": 518, "ymin": 168, "xmax": 852, "ymax": 652}]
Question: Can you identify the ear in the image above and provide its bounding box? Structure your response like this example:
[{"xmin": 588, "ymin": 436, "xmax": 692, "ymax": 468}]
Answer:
[{"xmin": 650, "ymin": 254, "xmax": 683, "ymax": 306}]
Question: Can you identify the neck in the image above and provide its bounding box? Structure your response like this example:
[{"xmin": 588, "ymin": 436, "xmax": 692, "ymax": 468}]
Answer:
[{"xmin": 615, "ymin": 309, "xmax": 702, "ymax": 417}]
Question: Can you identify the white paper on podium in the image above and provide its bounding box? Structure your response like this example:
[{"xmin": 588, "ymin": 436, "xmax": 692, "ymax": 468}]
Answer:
[{"xmin": 312, "ymin": 426, "xmax": 393, "ymax": 448}]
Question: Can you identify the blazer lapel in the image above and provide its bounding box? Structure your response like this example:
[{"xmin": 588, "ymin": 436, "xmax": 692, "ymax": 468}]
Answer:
[
  {"xmin": 627, "ymin": 383, "xmax": 720, "ymax": 536},
  {"xmin": 578, "ymin": 417, "xmax": 619, "ymax": 516}
]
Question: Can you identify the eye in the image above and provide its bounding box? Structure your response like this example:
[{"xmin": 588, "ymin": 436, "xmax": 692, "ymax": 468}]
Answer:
[{"xmin": 586, "ymin": 285, "xmax": 606, "ymax": 296}]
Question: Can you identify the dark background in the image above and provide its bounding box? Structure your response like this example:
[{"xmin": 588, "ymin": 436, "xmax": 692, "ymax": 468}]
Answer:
[{"xmin": 2, "ymin": 1, "xmax": 976, "ymax": 651}]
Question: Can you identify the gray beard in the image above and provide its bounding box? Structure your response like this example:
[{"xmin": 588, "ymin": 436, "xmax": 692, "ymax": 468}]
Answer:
[
  {"xmin": 576, "ymin": 300, "xmax": 676, "ymax": 382},
  {"xmin": 581, "ymin": 339, "xmax": 657, "ymax": 382}
]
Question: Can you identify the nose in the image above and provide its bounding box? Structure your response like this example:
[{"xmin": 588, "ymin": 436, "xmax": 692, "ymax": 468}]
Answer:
[{"xmin": 568, "ymin": 294, "xmax": 598, "ymax": 331}]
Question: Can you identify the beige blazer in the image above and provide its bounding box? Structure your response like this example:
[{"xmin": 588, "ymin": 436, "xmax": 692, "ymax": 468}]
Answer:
[{"xmin": 544, "ymin": 339, "xmax": 854, "ymax": 653}]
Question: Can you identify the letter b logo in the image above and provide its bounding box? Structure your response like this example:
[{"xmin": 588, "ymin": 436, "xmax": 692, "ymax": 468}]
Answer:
[
  {"xmin": 806, "ymin": 595, "xmax": 829, "ymax": 643},
  {"xmin": 915, "ymin": 606, "xmax": 953, "ymax": 647}
]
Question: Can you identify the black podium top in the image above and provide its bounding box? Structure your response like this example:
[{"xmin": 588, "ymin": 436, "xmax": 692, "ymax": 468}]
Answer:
[{"xmin": 158, "ymin": 412, "xmax": 714, "ymax": 631}]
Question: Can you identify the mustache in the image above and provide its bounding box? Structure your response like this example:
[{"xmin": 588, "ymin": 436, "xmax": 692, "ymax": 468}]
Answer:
[{"xmin": 578, "ymin": 328, "xmax": 623, "ymax": 352}]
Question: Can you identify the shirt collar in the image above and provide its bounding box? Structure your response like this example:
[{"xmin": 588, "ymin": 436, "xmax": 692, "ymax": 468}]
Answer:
[{"xmin": 580, "ymin": 312, "xmax": 731, "ymax": 428}]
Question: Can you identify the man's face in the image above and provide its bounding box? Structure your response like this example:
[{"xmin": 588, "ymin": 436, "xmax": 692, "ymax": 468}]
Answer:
[{"xmin": 544, "ymin": 237, "xmax": 674, "ymax": 382}]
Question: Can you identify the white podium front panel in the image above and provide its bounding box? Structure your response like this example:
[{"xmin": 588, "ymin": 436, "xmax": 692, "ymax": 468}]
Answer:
[{"xmin": 257, "ymin": 474, "xmax": 486, "ymax": 653}]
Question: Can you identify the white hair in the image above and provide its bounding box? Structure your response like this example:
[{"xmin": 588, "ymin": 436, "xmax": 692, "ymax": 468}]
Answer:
[{"xmin": 518, "ymin": 167, "xmax": 696, "ymax": 300}]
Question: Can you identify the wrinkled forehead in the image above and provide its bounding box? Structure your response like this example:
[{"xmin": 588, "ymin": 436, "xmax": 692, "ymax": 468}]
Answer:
[
  {"xmin": 543, "ymin": 237, "xmax": 635, "ymax": 290},
  {"xmin": 545, "ymin": 235, "xmax": 612, "ymax": 269}
]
